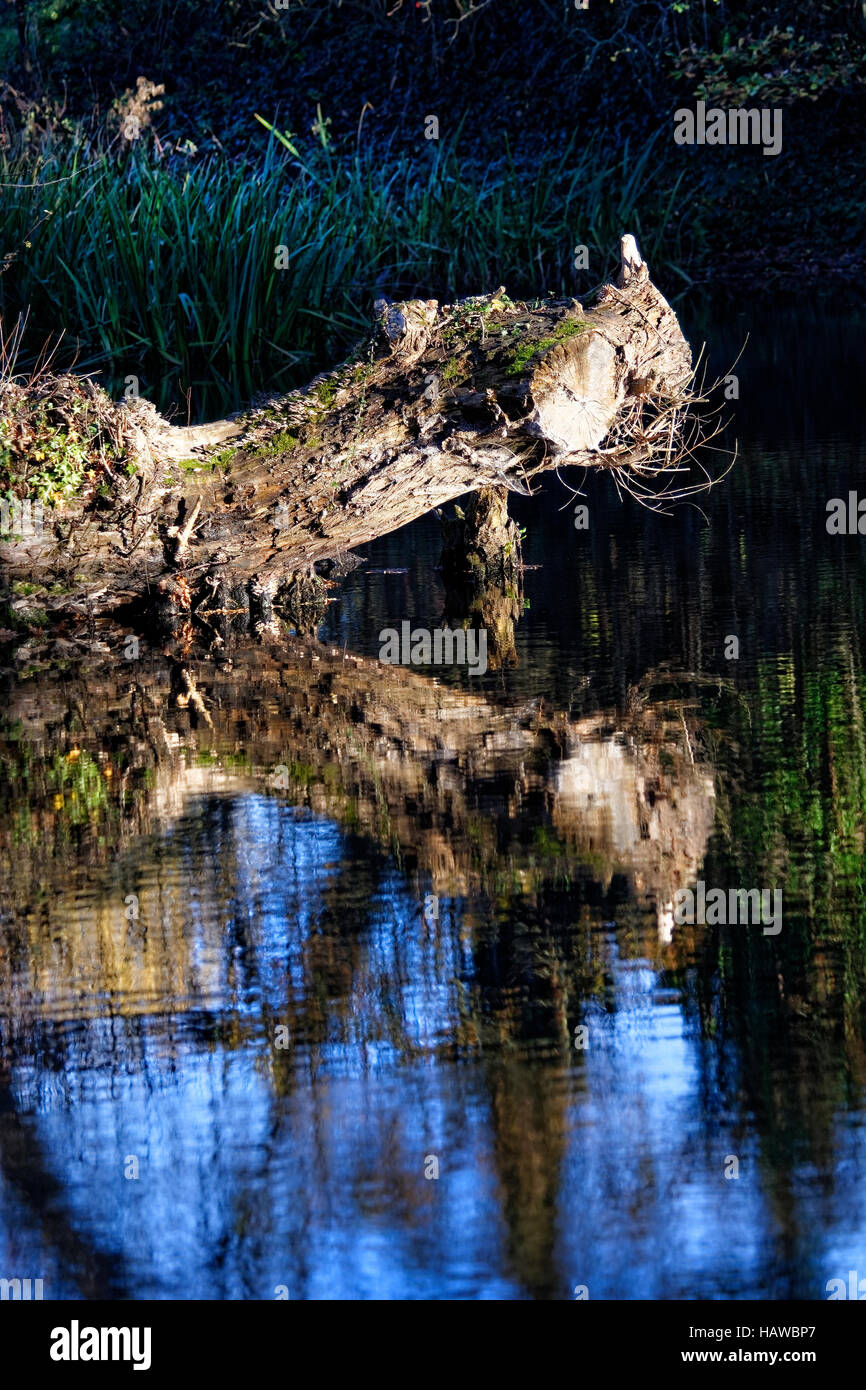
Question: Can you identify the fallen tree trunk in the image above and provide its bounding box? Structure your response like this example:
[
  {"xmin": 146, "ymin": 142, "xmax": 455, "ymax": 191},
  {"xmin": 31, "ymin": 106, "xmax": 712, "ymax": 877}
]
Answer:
[{"xmin": 1, "ymin": 234, "xmax": 694, "ymax": 630}]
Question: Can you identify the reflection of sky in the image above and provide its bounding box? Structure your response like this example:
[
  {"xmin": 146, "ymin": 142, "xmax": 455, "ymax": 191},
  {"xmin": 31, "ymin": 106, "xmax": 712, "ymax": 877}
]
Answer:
[
  {"xmin": 2, "ymin": 794, "xmax": 866, "ymax": 1299},
  {"xmin": 561, "ymin": 954, "xmax": 770, "ymax": 1300}
]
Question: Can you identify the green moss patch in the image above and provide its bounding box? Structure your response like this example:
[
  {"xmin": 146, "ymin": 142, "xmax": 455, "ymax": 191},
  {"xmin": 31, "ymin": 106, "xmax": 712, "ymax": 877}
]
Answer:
[
  {"xmin": 0, "ymin": 373, "xmax": 141, "ymax": 506},
  {"xmin": 506, "ymin": 318, "xmax": 588, "ymax": 377}
]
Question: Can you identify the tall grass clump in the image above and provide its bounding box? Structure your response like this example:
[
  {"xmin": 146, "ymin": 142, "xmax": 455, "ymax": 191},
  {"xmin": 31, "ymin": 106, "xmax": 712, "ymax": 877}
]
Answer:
[{"xmin": 0, "ymin": 127, "xmax": 693, "ymax": 422}]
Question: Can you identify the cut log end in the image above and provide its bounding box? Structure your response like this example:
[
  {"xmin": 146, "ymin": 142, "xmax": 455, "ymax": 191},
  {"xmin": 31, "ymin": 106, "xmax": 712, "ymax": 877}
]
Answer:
[{"xmin": 530, "ymin": 332, "xmax": 620, "ymax": 454}]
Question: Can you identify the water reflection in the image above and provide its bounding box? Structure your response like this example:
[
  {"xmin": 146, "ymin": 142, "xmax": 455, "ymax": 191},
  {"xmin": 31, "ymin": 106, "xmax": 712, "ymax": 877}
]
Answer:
[{"xmin": 2, "ymin": 308, "xmax": 866, "ymax": 1300}]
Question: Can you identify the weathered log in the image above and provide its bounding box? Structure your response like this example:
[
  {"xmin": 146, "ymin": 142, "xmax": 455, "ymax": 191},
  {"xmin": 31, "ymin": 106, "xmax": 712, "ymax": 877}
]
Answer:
[{"xmin": 1, "ymin": 234, "xmax": 693, "ymax": 629}]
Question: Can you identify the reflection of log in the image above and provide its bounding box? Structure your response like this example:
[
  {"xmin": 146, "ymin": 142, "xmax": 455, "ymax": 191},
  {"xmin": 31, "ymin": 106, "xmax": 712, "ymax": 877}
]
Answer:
[
  {"xmin": 0, "ymin": 637, "xmax": 714, "ymax": 937},
  {"xmin": 0, "ymin": 640, "xmax": 717, "ymax": 1303},
  {"xmin": 441, "ymin": 561, "xmax": 524, "ymax": 672},
  {"xmin": 552, "ymin": 708, "xmax": 717, "ymax": 940},
  {"xmin": 1, "ymin": 236, "xmax": 692, "ymax": 626}
]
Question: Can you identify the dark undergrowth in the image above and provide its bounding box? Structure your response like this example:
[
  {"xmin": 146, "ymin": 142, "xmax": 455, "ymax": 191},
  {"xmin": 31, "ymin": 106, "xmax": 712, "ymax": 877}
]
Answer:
[{"xmin": 0, "ymin": 0, "xmax": 864, "ymax": 421}]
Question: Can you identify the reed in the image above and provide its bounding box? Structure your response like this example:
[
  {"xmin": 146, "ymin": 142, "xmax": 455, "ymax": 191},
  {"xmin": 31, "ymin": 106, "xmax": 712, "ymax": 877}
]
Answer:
[{"xmin": 1, "ymin": 129, "xmax": 692, "ymax": 420}]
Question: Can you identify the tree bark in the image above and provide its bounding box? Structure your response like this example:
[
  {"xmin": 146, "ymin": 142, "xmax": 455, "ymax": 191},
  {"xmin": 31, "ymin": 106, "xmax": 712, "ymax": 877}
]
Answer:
[{"xmin": 1, "ymin": 235, "xmax": 692, "ymax": 631}]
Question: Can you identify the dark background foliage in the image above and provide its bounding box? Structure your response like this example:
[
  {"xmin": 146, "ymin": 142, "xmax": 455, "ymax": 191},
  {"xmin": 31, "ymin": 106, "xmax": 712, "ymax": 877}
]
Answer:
[
  {"xmin": 5, "ymin": 0, "xmax": 864, "ymax": 151},
  {"xmin": 1, "ymin": 0, "xmax": 864, "ymax": 415}
]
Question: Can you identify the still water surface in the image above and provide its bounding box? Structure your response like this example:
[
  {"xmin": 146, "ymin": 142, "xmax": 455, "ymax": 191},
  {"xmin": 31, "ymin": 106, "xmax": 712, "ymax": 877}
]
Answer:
[{"xmin": 1, "ymin": 305, "xmax": 866, "ymax": 1299}]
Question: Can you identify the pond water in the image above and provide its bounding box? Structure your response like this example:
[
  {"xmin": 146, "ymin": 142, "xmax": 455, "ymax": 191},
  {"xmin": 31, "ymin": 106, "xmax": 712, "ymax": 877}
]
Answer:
[{"xmin": 2, "ymin": 303, "xmax": 866, "ymax": 1301}]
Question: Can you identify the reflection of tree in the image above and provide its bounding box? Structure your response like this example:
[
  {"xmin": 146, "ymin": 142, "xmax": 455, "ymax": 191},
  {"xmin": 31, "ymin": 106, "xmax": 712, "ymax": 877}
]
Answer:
[
  {"xmin": 485, "ymin": 1061, "xmax": 568, "ymax": 1299},
  {"xmin": 441, "ymin": 572, "xmax": 524, "ymax": 672},
  {"xmin": 632, "ymin": 629, "xmax": 866, "ymax": 1295},
  {"xmin": 0, "ymin": 638, "xmax": 720, "ymax": 1296},
  {"xmin": 0, "ymin": 636, "xmax": 717, "ymax": 1005},
  {"xmin": 0, "ymin": 1054, "xmax": 129, "ymax": 1298},
  {"xmin": 4, "ymin": 619, "xmax": 865, "ymax": 1297}
]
